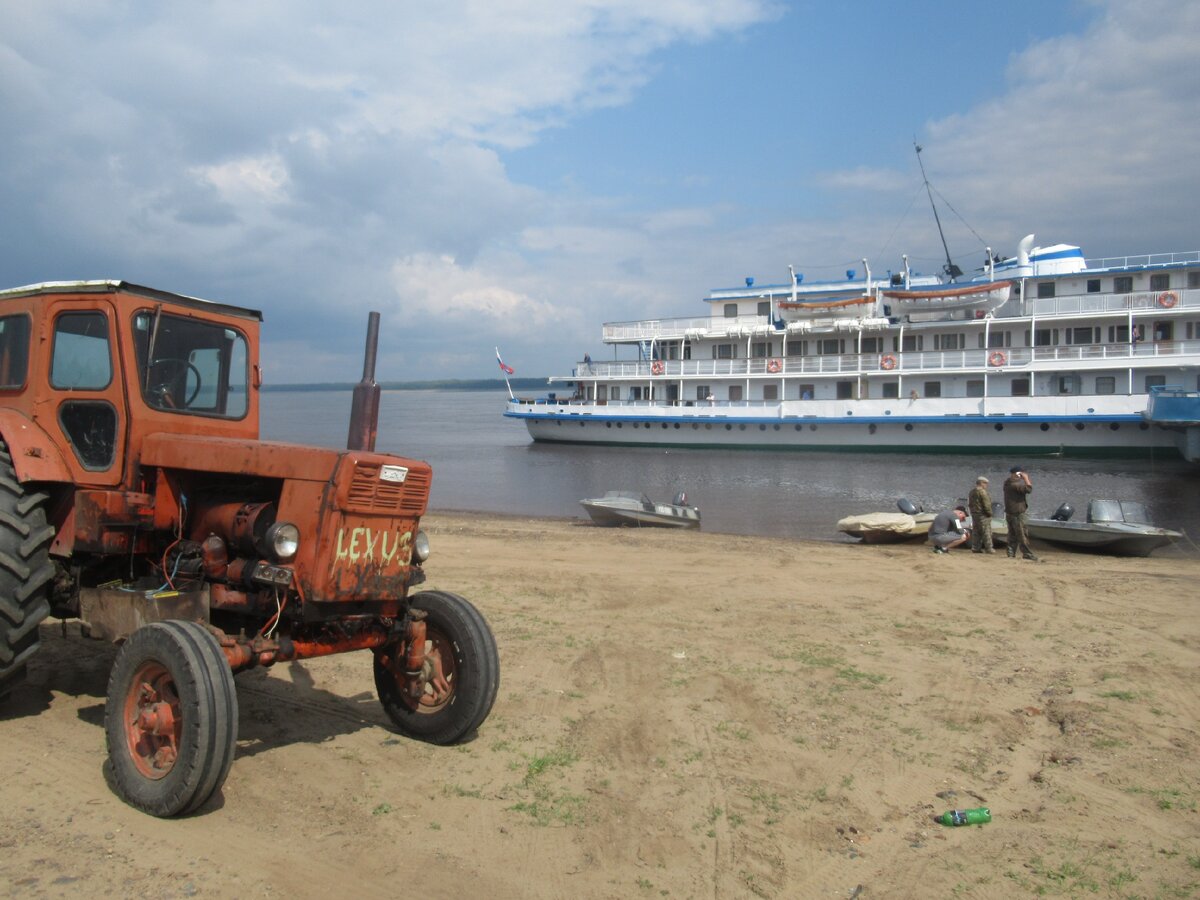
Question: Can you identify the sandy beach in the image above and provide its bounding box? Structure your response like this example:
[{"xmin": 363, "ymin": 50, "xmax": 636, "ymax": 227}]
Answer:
[{"xmin": 2, "ymin": 512, "xmax": 1198, "ymax": 899}]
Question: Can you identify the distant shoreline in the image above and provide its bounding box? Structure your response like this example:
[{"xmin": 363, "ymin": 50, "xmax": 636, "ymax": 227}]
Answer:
[{"xmin": 261, "ymin": 377, "xmax": 546, "ymax": 392}]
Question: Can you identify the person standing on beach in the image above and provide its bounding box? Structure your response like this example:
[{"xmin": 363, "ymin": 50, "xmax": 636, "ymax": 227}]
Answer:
[
  {"xmin": 1003, "ymin": 466, "xmax": 1038, "ymax": 561},
  {"xmin": 968, "ymin": 476, "xmax": 995, "ymax": 554}
]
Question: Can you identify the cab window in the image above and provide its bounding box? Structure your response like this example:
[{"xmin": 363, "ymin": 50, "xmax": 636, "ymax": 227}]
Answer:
[
  {"xmin": 51, "ymin": 312, "xmax": 112, "ymax": 390},
  {"xmin": 132, "ymin": 310, "xmax": 249, "ymax": 417},
  {"xmin": 0, "ymin": 314, "xmax": 31, "ymax": 389}
]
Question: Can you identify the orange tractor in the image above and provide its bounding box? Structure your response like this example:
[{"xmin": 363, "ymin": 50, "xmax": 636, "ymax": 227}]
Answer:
[{"xmin": 0, "ymin": 281, "xmax": 498, "ymax": 816}]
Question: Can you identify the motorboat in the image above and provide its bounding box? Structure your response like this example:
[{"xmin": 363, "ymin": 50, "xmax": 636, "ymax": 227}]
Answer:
[
  {"xmin": 579, "ymin": 491, "xmax": 701, "ymax": 529},
  {"xmin": 1026, "ymin": 500, "xmax": 1181, "ymax": 557},
  {"xmin": 837, "ymin": 498, "xmax": 935, "ymax": 544}
]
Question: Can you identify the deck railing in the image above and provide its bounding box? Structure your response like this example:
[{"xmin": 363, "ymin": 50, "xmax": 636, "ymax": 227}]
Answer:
[
  {"xmin": 600, "ymin": 287, "xmax": 1199, "ymax": 344},
  {"xmin": 568, "ymin": 338, "xmax": 1200, "ymax": 381}
]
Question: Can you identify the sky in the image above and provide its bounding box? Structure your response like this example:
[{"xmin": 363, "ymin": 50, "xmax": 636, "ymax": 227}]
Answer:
[{"xmin": 2, "ymin": 0, "xmax": 1198, "ymax": 383}]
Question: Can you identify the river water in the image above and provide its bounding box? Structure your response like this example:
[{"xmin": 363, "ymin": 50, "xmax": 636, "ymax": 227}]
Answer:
[{"xmin": 261, "ymin": 389, "xmax": 1199, "ymax": 555}]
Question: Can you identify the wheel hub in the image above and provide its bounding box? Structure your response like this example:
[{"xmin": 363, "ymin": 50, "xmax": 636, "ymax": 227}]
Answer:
[{"xmin": 122, "ymin": 663, "xmax": 182, "ymax": 779}]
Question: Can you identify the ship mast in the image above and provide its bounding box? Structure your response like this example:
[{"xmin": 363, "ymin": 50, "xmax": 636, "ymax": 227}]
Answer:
[{"xmin": 914, "ymin": 142, "xmax": 962, "ymax": 280}]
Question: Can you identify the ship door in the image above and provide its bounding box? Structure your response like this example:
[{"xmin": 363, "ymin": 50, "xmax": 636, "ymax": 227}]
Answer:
[
  {"xmin": 41, "ymin": 302, "xmax": 128, "ymax": 487},
  {"xmin": 1153, "ymin": 321, "xmax": 1174, "ymax": 343},
  {"xmin": 665, "ymin": 384, "xmax": 679, "ymax": 403}
]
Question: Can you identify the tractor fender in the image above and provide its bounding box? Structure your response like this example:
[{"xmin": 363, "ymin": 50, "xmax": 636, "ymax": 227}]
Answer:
[{"xmin": 0, "ymin": 410, "xmax": 74, "ymax": 484}]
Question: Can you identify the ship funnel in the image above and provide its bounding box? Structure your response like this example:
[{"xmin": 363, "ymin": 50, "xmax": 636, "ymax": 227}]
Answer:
[{"xmin": 1017, "ymin": 234, "xmax": 1035, "ymax": 267}]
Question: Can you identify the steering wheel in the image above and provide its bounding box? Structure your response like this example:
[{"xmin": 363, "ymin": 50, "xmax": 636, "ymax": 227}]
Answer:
[{"xmin": 146, "ymin": 358, "xmax": 203, "ymax": 408}]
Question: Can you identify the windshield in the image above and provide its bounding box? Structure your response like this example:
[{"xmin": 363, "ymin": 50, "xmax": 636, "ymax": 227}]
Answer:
[{"xmin": 132, "ymin": 309, "xmax": 249, "ymax": 417}]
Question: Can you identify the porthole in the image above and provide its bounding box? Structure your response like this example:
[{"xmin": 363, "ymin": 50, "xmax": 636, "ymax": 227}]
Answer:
[
  {"xmin": 868, "ymin": 423, "xmax": 877, "ymax": 435},
  {"xmin": 692, "ymin": 423, "xmax": 699, "ymax": 430},
  {"xmin": 673, "ymin": 423, "xmax": 680, "ymax": 429},
  {"xmin": 1109, "ymin": 423, "xmax": 1120, "ymax": 431},
  {"xmin": 1139, "ymin": 423, "xmax": 1149, "ymax": 431},
  {"xmin": 994, "ymin": 423, "xmax": 1004, "ymax": 431},
  {"xmin": 725, "ymin": 424, "xmax": 732, "ymax": 431},
  {"xmin": 759, "ymin": 424, "xmax": 767, "ymax": 432},
  {"xmin": 705, "ymin": 423, "xmax": 712, "ymax": 431},
  {"xmin": 904, "ymin": 424, "xmax": 913, "ymax": 432},
  {"xmin": 794, "ymin": 425, "xmax": 803, "ymax": 431},
  {"xmin": 773, "ymin": 424, "xmax": 781, "ymax": 431},
  {"xmin": 809, "ymin": 424, "xmax": 818, "ymax": 432},
  {"xmin": 606, "ymin": 422, "xmax": 612, "ymax": 428},
  {"xmin": 556, "ymin": 421, "xmax": 562, "ymax": 427},
  {"xmin": 1074, "ymin": 422, "xmax": 1085, "ymax": 431},
  {"xmin": 579, "ymin": 421, "xmax": 585, "ymax": 427},
  {"xmin": 1039, "ymin": 423, "xmax": 1050, "ymax": 432},
  {"xmin": 616, "ymin": 422, "xmax": 623, "ymax": 428},
  {"xmin": 738, "ymin": 424, "xmax": 747, "ymax": 431},
  {"xmin": 661, "ymin": 422, "xmax": 668, "ymax": 429}
]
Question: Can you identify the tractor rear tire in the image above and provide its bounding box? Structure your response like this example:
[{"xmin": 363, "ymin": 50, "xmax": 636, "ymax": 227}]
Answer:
[
  {"xmin": 104, "ymin": 620, "xmax": 238, "ymax": 817},
  {"xmin": 0, "ymin": 442, "xmax": 55, "ymax": 701},
  {"xmin": 375, "ymin": 590, "xmax": 499, "ymax": 745}
]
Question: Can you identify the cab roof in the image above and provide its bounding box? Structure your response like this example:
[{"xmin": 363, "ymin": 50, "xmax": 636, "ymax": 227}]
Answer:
[{"xmin": 0, "ymin": 280, "xmax": 263, "ymax": 322}]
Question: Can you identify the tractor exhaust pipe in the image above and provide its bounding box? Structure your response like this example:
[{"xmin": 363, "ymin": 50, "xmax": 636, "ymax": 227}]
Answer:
[{"xmin": 346, "ymin": 311, "xmax": 381, "ymax": 451}]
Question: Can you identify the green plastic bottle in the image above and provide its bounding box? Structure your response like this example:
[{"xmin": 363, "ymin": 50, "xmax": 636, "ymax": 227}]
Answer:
[{"xmin": 937, "ymin": 807, "xmax": 991, "ymax": 826}]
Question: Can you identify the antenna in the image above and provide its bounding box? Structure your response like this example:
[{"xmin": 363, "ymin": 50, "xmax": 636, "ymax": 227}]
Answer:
[{"xmin": 914, "ymin": 141, "xmax": 962, "ymax": 280}]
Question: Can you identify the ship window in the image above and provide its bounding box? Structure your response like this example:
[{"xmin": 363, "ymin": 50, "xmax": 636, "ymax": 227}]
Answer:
[
  {"xmin": 757, "ymin": 301, "xmax": 770, "ymax": 317},
  {"xmin": 751, "ymin": 342, "xmax": 770, "ymax": 358},
  {"xmin": 1037, "ymin": 282, "xmax": 1055, "ymax": 299},
  {"xmin": 1188, "ymin": 272, "xmax": 1200, "ymax": 289},
  {"xmin": 1011, "ymin": 379, "xmax": 1030, "ymax": 396},
  {"xmin": 901, "ymin": 335, "xmax": 922, "ymax": 352},
  {"xmin": 0, "ymin": 314, "xmax": 31, "ymax": 389},
  {"xmin": 1095, "ymin": 376, "xmax": 1116, "ymax": 395},
  {"xmin": 786, "ymin": 341, "xmax": 806, "ymax": 357},
  {"xmin": 923, "ymin": 381, "xmax": 942, "ymax": 398},
  {"xmin": 630, "ymin": 387, "xmax": 642, "ymax": 400},
  {"xmin": 609, "ymin": 386, "xmax": 621, "ymax": 400},
  {"xmin": 723, "ymin": 303, "xmax": 738, "ymax": 318},
  {"xmin": 1057, "ymin": 375, "xmax": 1081, "ymax": 395},
  {"xmin": 1034, "ymin": 329, "xmax": 1058, "ymax": 347},
  {"xmin": 860, "ymin": 337, "xmax": 882, "ymax": 354},
  {"xmin": 819, "ymin": 339, "xmax": 842, "ymax": 355},
  {"xmin": 987, "ymin": 332, "xmax": 1010, "ymax": 349},
  {"xmin": 728, "ymin": 385, "xmax": 743, "ymax": 401},
  {"xmin": 763, "ymin": 384, "xmax": 778, "ymax": 401},
  {"xmin": 714, "ymin": 343, "xmax": 735, "ymax": 359},
  {"xmin": 1086, "ymin": 279, "xmax": 1101, "ymax": 293},
  {"xmin": 798, "ymin": 383, "xmax": 814, "ymax": 400},
  {"xmin": 966, "ymin": 379, "xmax": 984, "ymax": 398},
  {"xmin": 1144, "ymin": 375, "xmax": 1166, "ymax": 393},
  {"xmin": 695, "ymin": 385, "xmax": 710, "ymax": 402},
  {"xmin": 1068, "ymin": 327, "xmax": 1097, "ymax": 345},
  {"xmin": 1154, "ymin": 322, "xmax": 1173, "ymax": 341},
  {"xmin": 1114, "ymin": 276, "xmax": 1133, "ymax": 293},
  {"xmin": 836, "ymin": 381, "xmax": 853, "ymax": 399},
  {"xmin": 881, "ymin": 382, "xmax": 898, "ymax": 399},
  {"xmin": 933, "ymin": 334, "xmax": 964, "ymax": 350},
  {"xmin": 1150, "ymin": 274, "xmax": 1170, "ymax": 291}
]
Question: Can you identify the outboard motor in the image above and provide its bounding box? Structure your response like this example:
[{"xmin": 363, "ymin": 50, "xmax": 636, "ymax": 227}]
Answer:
[
  {"xmin": 1050, "ymin": 502, "xmax": 1074, "ymax": 522},
  {"xmin": 897, "ymin": 498, "xmax": 921, "ymax": 515},
  {"xmin": 673, "ymin": 491, "xmax": 688, "ymax": 507},
  {"xmin": 992, "ymin": 501, "xmax": 1005, "ymax": 517}
]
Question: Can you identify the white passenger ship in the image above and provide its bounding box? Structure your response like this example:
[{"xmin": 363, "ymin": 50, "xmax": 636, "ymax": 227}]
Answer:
[{"xmin": 505, "ymin": 235, "xmax": 1200, "ymax": 460}]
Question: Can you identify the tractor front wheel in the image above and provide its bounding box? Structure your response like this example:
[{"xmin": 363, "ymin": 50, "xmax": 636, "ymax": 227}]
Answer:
[
  {"xmin": 104, "ymin": 620, "xmax": 238, "ymax": 817},
  {"xmin": 374, "ymin": 591, "xmax": 499, "ymax": 744}
]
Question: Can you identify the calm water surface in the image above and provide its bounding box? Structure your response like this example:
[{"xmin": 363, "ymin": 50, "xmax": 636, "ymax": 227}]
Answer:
[{"xmin": 262, "ymin": 389, "xmax": 1199, "ymax": 554}]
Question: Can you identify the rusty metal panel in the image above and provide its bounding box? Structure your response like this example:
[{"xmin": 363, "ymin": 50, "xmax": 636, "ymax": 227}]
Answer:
[
  {"xmin": 73, "ymin": 490, "xmax": 155, "ymax": 554},
  {"xmin": 140, "ymin": 433, "xmax": 342, "ymax": 482},
  {"xmin": 79, "ymin": 585, "xmax": 209, "ymax": 643},
  {"xmin": 312, "ymin": 511, "xmax": 420, "ymax": 602}
]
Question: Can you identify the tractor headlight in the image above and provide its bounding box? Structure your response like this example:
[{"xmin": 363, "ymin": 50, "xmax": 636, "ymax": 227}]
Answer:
[
  {"xmin": 413, "ymin": 529, "xmax": 430, "ymax": 563},
  {"xmin": 264, "ymin": 521, "xmax": 300, "ymax": 562}
]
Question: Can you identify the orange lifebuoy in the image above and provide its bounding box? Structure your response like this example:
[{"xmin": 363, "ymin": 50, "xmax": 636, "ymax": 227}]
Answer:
[
  {"xmin": 1158, "ymin": 291, "xmax": 1178, "ymax": 308},
  {"xmin": 880, "ymin": 354, "xmax": 897, "ymax": 371},
  {"xmin": 651, "ymin": 360, "xmax": 665, "ymax": 375},
  {"xmin": 766, "ymin": 358, "xmax": 782, "ymax": 373},
  {"xmin": 988, "ymin": 350, "xmax": 1007, "ymax": 367}
]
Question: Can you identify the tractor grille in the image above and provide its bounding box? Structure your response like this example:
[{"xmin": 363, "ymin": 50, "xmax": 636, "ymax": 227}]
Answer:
[{"xmin": 345, "ymin": 462, "xmax": 430, "ymax": 514}]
